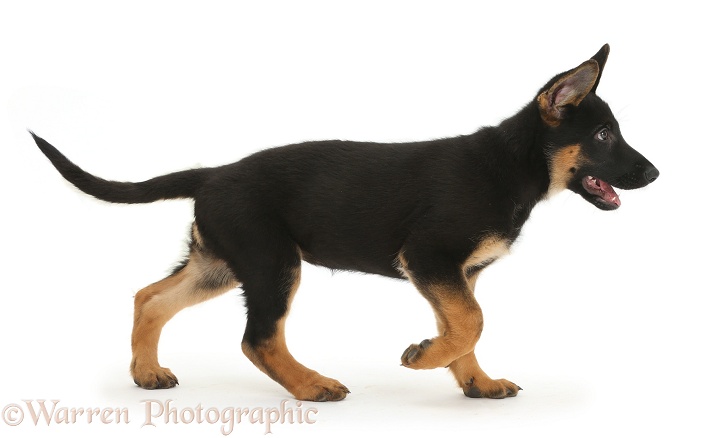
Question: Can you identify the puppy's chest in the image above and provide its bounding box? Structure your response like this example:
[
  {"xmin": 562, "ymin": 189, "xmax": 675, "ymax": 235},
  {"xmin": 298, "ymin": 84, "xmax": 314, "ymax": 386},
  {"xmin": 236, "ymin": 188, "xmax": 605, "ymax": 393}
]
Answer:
[
  {"xmin": 510, "ymin": 201, "xmax": 538, "ymax": 235},
  {"xmin": 463, "ymin": 235, "xmax": 512, "ymax": 272},
  {"xmin": 459, "ymin": 201, "xmax": 538, "ymax": 274}
]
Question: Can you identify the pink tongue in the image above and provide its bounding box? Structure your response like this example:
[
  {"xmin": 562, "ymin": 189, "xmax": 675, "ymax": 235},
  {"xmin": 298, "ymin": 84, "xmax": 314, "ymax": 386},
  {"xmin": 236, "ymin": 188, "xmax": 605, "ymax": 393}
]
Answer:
[
  {"xmin": 584, "ymin": 177, "xmax": 621, "ymax": 207},
  {"xmin": 597, "ymin": 179, "xmax": 621, "ymax": 207}
]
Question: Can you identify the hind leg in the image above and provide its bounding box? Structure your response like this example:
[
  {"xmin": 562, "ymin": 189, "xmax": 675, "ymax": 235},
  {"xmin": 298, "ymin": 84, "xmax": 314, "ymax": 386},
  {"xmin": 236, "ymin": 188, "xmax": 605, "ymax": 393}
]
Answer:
[
  {"xmin": 131, "ymin": 225, "xmax": 239, "ymax": 389},
  {"xmin": 237, "ymin": 247, "xmax": 350, "ymax": 401}
]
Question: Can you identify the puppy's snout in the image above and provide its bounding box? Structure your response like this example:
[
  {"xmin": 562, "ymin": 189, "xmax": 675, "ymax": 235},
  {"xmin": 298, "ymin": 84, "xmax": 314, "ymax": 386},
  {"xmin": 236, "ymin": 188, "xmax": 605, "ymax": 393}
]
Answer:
[{"xmin": 644, "ymin": 164, "xmax": 659, "ymax": 183}]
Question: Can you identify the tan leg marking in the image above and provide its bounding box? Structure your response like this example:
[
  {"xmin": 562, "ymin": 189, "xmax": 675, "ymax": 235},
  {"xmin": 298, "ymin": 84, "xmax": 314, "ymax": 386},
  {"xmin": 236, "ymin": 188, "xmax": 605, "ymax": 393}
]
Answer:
[
  {"xmin": 455, "ymin": 240, "xmax": 521, "ymax": 398},
  {"xmin": 131, "ymin": 226, "xmax": 239, "ymax": 389},
  {"xmin": 450, "ymin": 351, "xmax": 521, "ymax": 398},
  {"xmin": 401, "ymin": 236, "xmax": 511, "ymax": 369},
  {"xmin": 404, "ymin": 236, "xmax": 522, "ymax": 397},
  {"xmin": 241, "ymin": 266, "xmax": 350, "ymax": 401},
  {"xmin": 401, "ymin": 287, "xmax": 484, "ymax": 369}
]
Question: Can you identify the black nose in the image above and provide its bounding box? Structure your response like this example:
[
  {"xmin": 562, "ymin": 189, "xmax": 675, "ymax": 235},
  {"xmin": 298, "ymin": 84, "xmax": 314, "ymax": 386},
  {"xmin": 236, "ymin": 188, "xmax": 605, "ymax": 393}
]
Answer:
[{"xmin": 644, "ymin": 165, "xmax": 659, "ymax": 183}]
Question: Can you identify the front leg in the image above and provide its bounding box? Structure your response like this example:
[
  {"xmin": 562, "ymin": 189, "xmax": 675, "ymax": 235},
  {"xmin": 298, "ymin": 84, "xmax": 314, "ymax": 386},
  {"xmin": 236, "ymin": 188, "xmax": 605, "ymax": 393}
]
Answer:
[
  {"xmin": 398, "ymin": 238, "xmax": 520, "ymax": 398},
  {"xmin": 400, "ymin": 291, "xmax": 483, "ymax": 369},
  {"xmin": 398, "ymin": 246, "xmax": 487, "ymax": 370}
]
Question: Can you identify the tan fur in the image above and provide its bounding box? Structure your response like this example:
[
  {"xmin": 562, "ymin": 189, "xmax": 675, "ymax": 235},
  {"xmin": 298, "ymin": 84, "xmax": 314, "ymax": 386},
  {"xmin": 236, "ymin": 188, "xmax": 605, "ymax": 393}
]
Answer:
[
  {"xmin": 192, "ymin": 222, "xmax": 204, "ymax": 247},
  {"xmin": 400, "ymin": 236, "xmax": 511, "ymax": 370},
  {"xmin": 130, "ymin": 225, "xmax": 239, "ymax": 389},
  {"xmin": 394, "ymin": 250, "xmax": 411, "ymax": 279},
  {"xmin": 463, "ymin": 235, "xmax": 510, "ymax": 270},
  {"xmin": 538, "ymin": 60, "xmax": 599, "ymax": 126},
  {"xmin": 448, "ymin": 237, "xmax": 519, "ymax": 397},
  {"xmin": 449, "ymin": 351, "xmax": 520, "ymax": 398},
  {"xmin": 537, "ymin": 92, "xmax": 561, "ymax": 127},
  {"xmin": 547, "ymin": 144, "xmax": 584, "ymax": 197},
  {"xmin": 241, "ymin": 266, "xmax": 349, "ymax": 401},
  {"xmin": 407, "ymin": 288, "xmax": 483, "ymax": 369}
]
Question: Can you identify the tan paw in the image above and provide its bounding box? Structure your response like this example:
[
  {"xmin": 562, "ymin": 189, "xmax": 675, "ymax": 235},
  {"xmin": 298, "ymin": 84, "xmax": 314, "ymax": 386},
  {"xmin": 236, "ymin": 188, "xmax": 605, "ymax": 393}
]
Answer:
[
  {"xmin": 462, "ymin": 377, "xmax": 521, "ymax": 399},
  {"xmin": 290, "ymin": 375, "xmax": 350, "ymax": 402},
  {"xmin": 132, "ymin": 363, "xmax": 179, "ymax": 389},
  {"xmin": 401, "ymin": 339, "xmax": 431, "ymax": 367}
]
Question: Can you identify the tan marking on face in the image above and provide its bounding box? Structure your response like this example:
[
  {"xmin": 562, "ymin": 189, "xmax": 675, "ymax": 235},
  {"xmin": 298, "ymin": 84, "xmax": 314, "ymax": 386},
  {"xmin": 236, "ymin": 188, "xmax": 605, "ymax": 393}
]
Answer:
[{"xmin": 547, "ymin": 144, "xmax": 585, "ymax": 197}]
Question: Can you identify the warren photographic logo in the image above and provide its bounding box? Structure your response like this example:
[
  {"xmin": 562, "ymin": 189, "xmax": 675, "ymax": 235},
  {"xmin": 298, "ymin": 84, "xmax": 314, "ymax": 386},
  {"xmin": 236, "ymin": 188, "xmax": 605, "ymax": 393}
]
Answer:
[{"xmin": 2, "ymin": 399, "xmax": 318, "ymax": 435}]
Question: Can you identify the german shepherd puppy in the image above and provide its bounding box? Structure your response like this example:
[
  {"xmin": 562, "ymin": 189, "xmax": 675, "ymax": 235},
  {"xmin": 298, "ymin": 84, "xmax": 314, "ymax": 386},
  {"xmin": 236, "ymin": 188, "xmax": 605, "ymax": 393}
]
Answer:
[{"xmin": 31, "ymin": 44, "xmax": 658, "ymax": 401}]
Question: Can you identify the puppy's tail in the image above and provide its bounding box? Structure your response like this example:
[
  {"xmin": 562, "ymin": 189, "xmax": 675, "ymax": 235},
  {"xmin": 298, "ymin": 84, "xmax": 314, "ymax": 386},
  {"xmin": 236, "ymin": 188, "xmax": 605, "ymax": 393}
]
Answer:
[{"xmin": 30, "ymin": 132, "xmax": 210, "ymax": 203}]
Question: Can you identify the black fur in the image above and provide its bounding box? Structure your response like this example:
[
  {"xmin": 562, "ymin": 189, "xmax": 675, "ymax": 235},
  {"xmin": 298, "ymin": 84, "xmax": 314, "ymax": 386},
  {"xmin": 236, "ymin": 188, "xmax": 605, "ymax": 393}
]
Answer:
[
  {"xmin": 32, "ymin": 44, "xmax": 657, "ymax": 353},
  {"xmin": 31, "ymin": 132, "xmax": 209, "ymax": 203}
]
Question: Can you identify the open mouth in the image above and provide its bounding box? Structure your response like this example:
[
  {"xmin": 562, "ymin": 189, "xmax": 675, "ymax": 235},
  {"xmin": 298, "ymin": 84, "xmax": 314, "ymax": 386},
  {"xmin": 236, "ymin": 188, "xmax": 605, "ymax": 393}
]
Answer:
[{"xmin": 582, "ymin": 176, "xmax": 621, "ymax": 209}]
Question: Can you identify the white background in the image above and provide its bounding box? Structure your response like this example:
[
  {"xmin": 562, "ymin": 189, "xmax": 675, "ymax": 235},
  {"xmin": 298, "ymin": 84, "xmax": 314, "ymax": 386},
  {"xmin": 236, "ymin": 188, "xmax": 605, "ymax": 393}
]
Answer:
[{"xmin": 1, "ymin": 1, "xmax": 698, "ymax": 437}]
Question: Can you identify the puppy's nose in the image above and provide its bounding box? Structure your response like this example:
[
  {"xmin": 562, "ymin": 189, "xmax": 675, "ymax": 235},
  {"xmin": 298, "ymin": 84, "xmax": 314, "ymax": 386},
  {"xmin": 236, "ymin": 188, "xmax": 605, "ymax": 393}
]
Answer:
[{"xmin": 644, "ymin": 165, "xmax": 659, "ymax": 183}]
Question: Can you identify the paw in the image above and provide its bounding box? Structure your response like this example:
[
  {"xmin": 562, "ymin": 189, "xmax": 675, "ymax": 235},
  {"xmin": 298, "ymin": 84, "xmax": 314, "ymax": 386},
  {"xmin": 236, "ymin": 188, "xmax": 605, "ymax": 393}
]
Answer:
[
  {"xmin": 462, "ymin": 377, "xmax": 521, "ymax": 399},
  {"xmin": 132, "ymin": 365, "xmax": 179, "ymax": 390},
  {"xmin": 401, "ymin": 339, "xmax": 433, "ymax": 368},
  {"xmin": 291, "ymin": 376, "xmax": 350, "ymax": 402}
]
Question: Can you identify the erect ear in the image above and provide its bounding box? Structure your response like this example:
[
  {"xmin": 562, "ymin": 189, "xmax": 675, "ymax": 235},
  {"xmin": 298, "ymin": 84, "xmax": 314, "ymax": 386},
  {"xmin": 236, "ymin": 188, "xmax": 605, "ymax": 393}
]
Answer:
[
  {"xmin": 537, "ymin": 60, "xmax": 599, "ymax": 126},
  {"xmin": 590, "ymin": 43, "xmax": 610, "ymax": 93}
]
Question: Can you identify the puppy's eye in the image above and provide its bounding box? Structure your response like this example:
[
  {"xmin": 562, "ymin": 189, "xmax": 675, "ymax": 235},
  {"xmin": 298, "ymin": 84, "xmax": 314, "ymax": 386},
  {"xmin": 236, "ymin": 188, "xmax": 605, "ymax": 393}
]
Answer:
[{"xmin": 596, "ymin": 128, "xmax": 609, "ymax": 141}]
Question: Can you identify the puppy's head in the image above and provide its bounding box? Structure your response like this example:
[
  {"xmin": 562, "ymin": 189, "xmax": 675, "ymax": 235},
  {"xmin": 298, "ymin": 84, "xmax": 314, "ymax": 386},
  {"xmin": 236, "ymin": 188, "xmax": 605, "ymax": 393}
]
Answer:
[{"xmin": 537, "ymin": 44, "xmax": 659, "ymax": 210}]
